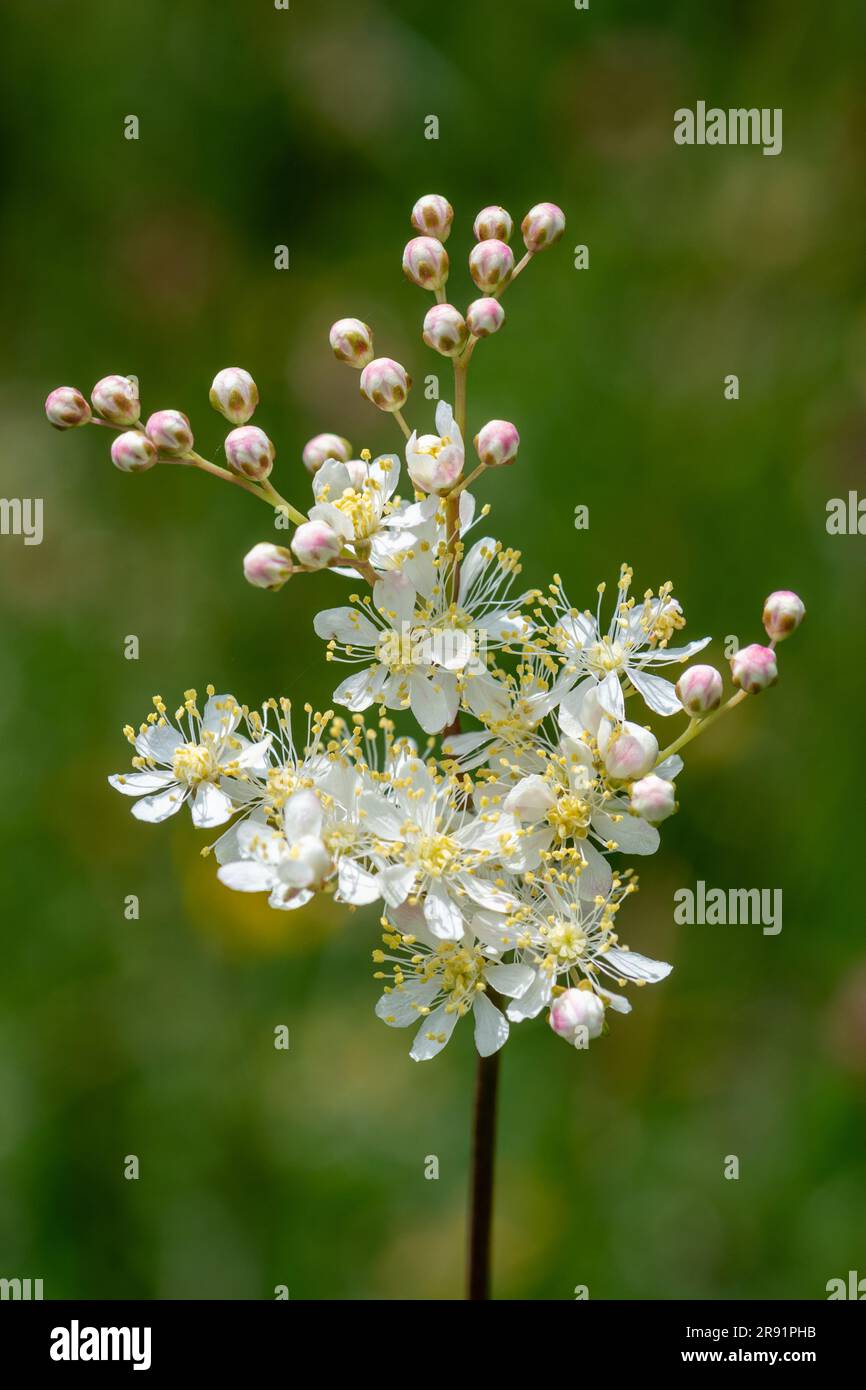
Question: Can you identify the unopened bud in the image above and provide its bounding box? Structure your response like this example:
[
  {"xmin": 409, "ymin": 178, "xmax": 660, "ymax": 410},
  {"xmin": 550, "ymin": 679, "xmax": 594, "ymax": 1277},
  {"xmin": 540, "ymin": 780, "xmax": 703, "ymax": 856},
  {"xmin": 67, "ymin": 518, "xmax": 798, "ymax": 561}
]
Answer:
[
  {"xmin": 466, "ymin": 298, "xmax": 505, "ymax": 338},
  {"xmin": 224, "ymin": 425, "xmax": 275, "ymax": 481},
  {"xmin": 730, "ymin": 643, "xmax": 778, "ymax": 694},
  {"xmin": 209, "ymin": 367, "xmax": 259, "ymax": 425},
  {"xmin": 360, "ymin": 357, "xmax": 411, "ymax": 412},
  {"xmin": 549, "ymin": 989, "xmax": 604, "ymax": 1044},
  {"xmin": 410, "ymin": 194, "xmax": 454, "ymax": 243},
  {"xmin": 473, "ymin": 205, "xmax": 513, "ymax": 243},
  {"xmin": 422, "ymin": 304, "xmax": 468, "ymax": 358},
  {"xmin": 329, "ymin": 317, "xmax": 374, "ymax": 369},
  {"xmin": 45, "ymin": 386, "xmax": 91, "ymax": 429},
  {"xmin": 402, "ymin": 236, "xmax": 449, "ymax": 291},
  {"xmin": 469, "ymin": 239, "xmax": 514, "ymax": 294},
  {"xmin": 110, "ymin": 430, "xmax": 158, "ymax": 474},
  {"xmin": 676, "ymin": 664, "xmax": 723, "ymax": 716},
  {"xmin": 91, "ymin": 375, "xmax": 140, "ymax": 426},
  {"xmin": 599, "ymin": 720, "xmax": 659, "ymax": 781},
  {"xmin": 145, "ymin": 409, "xmax": 193, "ymax": 456},
  {"xmin": 290, "ymin": 519, "xmax": 342, "ymax": 570},
  {"xmin": 762, "ymin": 590, "xmax": 805, "ymax": 642},
  {"xmin": 243, "ymin": 542, "xmax": 294, "ymax": 590},
  {"xmin": 302, "ymin": 433, "xmax": 352, "ymax": 475},
  {"xmin": 630, "ymin": 774, "xmax": 677, "ymax": 824},
  {"xmin": 474, "ymin": 419, "xmax": 519, "ymax": 468},
  {"xmin": 521, "ymin": 202, "xmax": 566, "ymax": 253}
]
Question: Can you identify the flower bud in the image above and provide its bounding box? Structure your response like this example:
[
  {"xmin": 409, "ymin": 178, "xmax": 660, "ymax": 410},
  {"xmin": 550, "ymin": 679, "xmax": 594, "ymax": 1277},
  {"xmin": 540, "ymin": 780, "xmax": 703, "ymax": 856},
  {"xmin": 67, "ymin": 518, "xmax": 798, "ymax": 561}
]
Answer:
[
  {"xmin": 630, "ymin": 774, "xmax": 677, "ymax": 824},
  {"xmin": 145, "ymin": 409, "xmax": 193, "ymax": 456},
  {"xmin": 91, "ymin": 375, "xmax": 140, "ymax": 426},
  {"xmin": 422, "ymin": 304, "xmax": 468, "ymax": 358},
  {"xmin": 762, "ymin": 590, "xmax": 805, "ymax": 642},
  {"xmin": 675, "ymin": 663, "xmax": 723, "ymax": 717},
  {"xmin": 45, "ymin": 386, "xmax": 91, "ymax": 429},
  {"xmin": 410, "ymin": 194, "xmax": 454, "ymax": 243},
  {"xmin": 329, "ymin": 317, "xmax": 374, "ymax": 369},
  {"xmin": 598, "ymin": 720, "xmax": 659, "ymax": 781},
  {"xmin": 521, "ymin": 202, "xmax": 566, "ymax": 253},
  {"xmin": 302, "ymin": 433, "xmax": 352, "ymax": 475},
  {"xmin": 360, "ymin": 357, "xmax": 411, "ymax": 412},
  {"xmin": 224, "ymin": 425, "xmax": 275, "ymax": 481},
  {"xmin": 468, "ymin": 239, "xmax": 514, "ymax": 294},
  {"xmin": 466, "ymin": 297, "xmax": 505, "ymax": 338},
  {"xmin": 402, "ymin": 236, "xmax": 449, "ymax": 291},
  {"xmin": 209, "ymin": 367, "xmax": 259, "ymax": 425},
  {"xmin": 243, "ymin": 541, "xmax": 294, "ymax": 590},
  {"xmin": 549, "ymin": 989, "xmax": 605, "ymax": 1045},
  {"xmin": 473, "ymin": 205, "xmax": 513, "ymax": 243},
  {"xmin": 110, "ymin": 430, "xmax": 158, "ymax": 474},
  {"xmin": 290, "ymin": 519, "xmax": 342, "ymax": 570},
  {"xmin": 474, "ymin": 419, "xmax": 519, "ymax": 468},
  {"xmin": 730, "ymin": 643, "xmax": 778, "ymax": 694}
]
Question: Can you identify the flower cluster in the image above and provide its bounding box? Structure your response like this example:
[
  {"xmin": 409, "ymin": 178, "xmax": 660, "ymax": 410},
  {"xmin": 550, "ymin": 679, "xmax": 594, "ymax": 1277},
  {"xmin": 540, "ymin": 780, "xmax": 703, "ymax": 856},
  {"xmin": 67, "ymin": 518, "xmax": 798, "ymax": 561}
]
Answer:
[{"xmin": 46, "ymin": 193, "xmax": 805, "ymax": 1060}]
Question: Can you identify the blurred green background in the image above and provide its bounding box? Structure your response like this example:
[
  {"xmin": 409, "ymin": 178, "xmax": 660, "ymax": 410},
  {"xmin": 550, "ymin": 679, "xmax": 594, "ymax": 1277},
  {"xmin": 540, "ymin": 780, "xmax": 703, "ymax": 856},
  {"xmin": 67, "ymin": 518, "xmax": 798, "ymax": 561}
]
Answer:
[{"xmin": 1, "ymin": 0, "xmax": 865, "ymax": 1299}]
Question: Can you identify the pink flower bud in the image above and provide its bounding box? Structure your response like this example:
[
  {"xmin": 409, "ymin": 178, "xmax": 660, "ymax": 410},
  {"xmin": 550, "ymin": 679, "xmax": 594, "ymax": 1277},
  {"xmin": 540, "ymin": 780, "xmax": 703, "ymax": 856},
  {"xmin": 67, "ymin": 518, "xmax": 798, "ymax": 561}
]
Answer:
[
  {"xmin": 290, "ymin": 519, "xmax": 342, "ymax": 570},
  {"xmin": 598, "ymin": 720, "xmax": 659, "ymax": 781},
  {"xmin": 762, "ymin": 590, "xmax": 805, "ymax": 642},
  {"xmin": 468, "ymin": 239, "xmax": 514, "ymax": 294},
  {"xmin": 473, "ymin": 205, "xmax": 513, "ymax": 243},
  {"xmin": 329, "ymin": 317, "xmax": 374, "ymax": 369},
  {"xmin": 45, "ymin": 386, "xmax": 91, "ymax": 429},
  {"xmin": 224, "ymin": 425, "xmax": 275, "ymax": 481},
  {"xmin": 549, "ymin": 989, "xmax": 605, "ymax": 1044},
  {"xmin": 302, "ymin": 433, "xmax": 352, "ymax": 475},
  {"xmin": 466, "ymin": 298, "xmax": 505, "ymax": 338},
  {"xmin": 675, "ymin": 664, "xmax": 723, "ymax": 716},
  {"xmin": 243, "ymin": 542, "xmax": 294, "ymax": 590},
  {"xmin": 730, "ymin": 643, "xmax": 778, "ymax": 694},
  {"xmin": 521, "ymin": 202, "xmax": 566, "ymax": 253},
  {"xmin": 145, "ymin": 409, "xmax": 193, "ymax": 456},
  {"xmin": 402, "ymin": 236, "xmax": 449, "ymax": 291},
  {"xmin": 474, "ymin": 419, "xmax": 519, "ymax": 468},
  {"xmin": 110, "ymin": 430, "xmax": 158, "ymax": 474},
  {"xmin": 630, "ymin": 774, "xmax": 677, "ymax": 824},
  {"xmin": 422, "ymin": 304, "xmax": 468, "ymax": 358},
  {"xmin": 410, "ymin": 194, "xmax": 454, "ymax": 243},
  {"xmin": 360, "ymin": 357, "xmax": 411, "ymax": 412},
  {"xmin": 209, "ymin": 367, "xmax": 259, "ymax": 425},
  {"xmin": 91, "ymin": 375, "xmax": 140, "ymax": 426}
]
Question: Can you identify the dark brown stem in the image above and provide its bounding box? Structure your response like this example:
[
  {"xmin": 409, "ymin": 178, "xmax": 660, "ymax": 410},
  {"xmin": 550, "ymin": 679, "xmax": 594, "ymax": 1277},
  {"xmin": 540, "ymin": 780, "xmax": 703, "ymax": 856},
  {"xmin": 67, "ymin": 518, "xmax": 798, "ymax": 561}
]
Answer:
[{"xmin": 466, "ymin": 1037, "xmax": 501, "ymax": 1300}]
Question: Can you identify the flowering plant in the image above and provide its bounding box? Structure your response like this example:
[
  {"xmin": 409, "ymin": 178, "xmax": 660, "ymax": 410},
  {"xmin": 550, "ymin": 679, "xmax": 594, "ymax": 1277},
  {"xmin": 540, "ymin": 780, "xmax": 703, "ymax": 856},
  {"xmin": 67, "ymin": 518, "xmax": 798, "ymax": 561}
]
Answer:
[{"xmin": 45, "ymin": 193, "xmax": 804, "ymax": 1298}]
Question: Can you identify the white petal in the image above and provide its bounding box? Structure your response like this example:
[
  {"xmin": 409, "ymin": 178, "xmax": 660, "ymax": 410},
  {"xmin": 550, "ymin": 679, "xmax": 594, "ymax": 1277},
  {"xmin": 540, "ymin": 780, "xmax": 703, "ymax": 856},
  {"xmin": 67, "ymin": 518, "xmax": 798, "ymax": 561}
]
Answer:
[
  {"xmin": 134, "ymin": 723, "xmax": 183, "ymax": 763},
  {"xmin": 505, "ymin": 971, "xmax": 552, "ymax": 1022},
  {"xmin": 373, "ymin": 572, "xmax": 416, "ymax": 629},
  {"xmin": 473, "ymin": 993, "xmax": 509, "ymax": 1056},
  {"xmin": 201, "ymin": 692, "xmax": 240, "ymax": 737},
  {"xmin": 377, "ymin": 863, "xmax": 418, "ymax": 908},
  {"xmin": 596, "ymin": 671, "xmax": 625, "ymax": 720},
  {"xmin": 422, "ymin": 881, "xmax": 465, "ymax": 940},
  {"xmin": 333, "ymin": 663, "xmax": 388, "ymax": 711},
  {"xmin": 313, "ymin": 606, "xmax": 380, "ymax": 646},
  {"xmin": 375, "ymin": 981, "xmax": 439, "ymax": 1028},
  {"xmin": 484, "ymin": 963, "xmax": 536, "ymax": 998},
  {"xmin": 217, "ymin": 861, "xmax": 275, "ymax": 892},
  {"xmin": 410, "ymin": 1004, "xmax": 459, "ymax": 1061},
  {"xmin": 108, "ymin": 770, "xmax": 174, "ymax": 796},
  {"xmin": 283, "ymin": 788, "xmax": 323, "ymax": 840},
  {"xmin": 577, "ymin": 840, "xmax": 613, "ymax": 900},
  {"xmin": 603, "ymin": 948, "xmax": 673, "ymax": 983},
  {"xmin": 130, "ymin": 784, "xmax": 186, "ymax": 822},
  {"xmin": 337, "ymin": 859, "xmax": 381, "ymax": 905},
  {"xmin": 593, "ymin": 805, "xmax": 660, "ymax": 855},
  {"xmin": 190, "ymin": 782, "xmax": 234, "ymax": 828},
  {"xmin": 628, "ymin": 667, "xmax": 682, "ymax": 716},
  {"xmin": 408, "ymin": 670, "xmax": 451, "ymax": 734}
]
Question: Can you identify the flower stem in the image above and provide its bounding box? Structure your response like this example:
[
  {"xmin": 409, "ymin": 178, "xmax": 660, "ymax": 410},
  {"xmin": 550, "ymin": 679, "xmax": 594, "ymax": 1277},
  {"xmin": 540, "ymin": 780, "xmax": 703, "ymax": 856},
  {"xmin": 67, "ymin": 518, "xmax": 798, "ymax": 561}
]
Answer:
[
  {"xmin": 393, "ymin": 409, "xmax": 412, "ymax": 440},
  {"xmin": 467, "ymin": 1042, "xmax": 501, "ymax": 1300},
  {"xmin": 655, "ymin": 689, "xmax": 749, "ymax": 766}
]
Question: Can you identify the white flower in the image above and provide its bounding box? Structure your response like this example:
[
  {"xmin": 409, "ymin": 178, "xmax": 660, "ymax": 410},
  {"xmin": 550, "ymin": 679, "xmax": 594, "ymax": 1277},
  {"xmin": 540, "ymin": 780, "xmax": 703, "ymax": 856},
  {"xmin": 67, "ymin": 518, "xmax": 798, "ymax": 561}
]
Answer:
[
  {"xmin": 217, "ymin": 789, "xmax": 334, "ymax": 910},
  {"xmin": 472, "ymin": 870, "xmax": 672, "ymax": 1025},
  {"xmin": 357, "ymin": 744, "xmax": 521, "ymax": 939},
  {"xmin": 373, "ymin": 905, "xmax": 531, "ymax": 1061},
  {"xmin": 314, "ymin": 534, "xmax": 531, "ymax": 734},
  {"xmin": 550, "ymin": 566, "xmax": 710, "ymax": 720},
  {"xmin": 307, "ymin": 452, "xmax": 417, "ymax": 572},
  {"xmin": 405, "ymin": 401, "xmax": 464, "ymax": 493},
  {"xmin": 109, "ymin": 689, "xmax": 271, "ymax": 828}
]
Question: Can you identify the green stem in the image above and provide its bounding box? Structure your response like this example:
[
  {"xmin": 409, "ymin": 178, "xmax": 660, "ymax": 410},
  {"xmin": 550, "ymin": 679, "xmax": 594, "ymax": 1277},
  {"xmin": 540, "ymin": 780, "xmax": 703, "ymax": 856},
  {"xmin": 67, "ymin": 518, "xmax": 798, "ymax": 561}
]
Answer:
[{"xmin": 655, "ymin": 689, "xmax": 749, "ymax": 767}]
